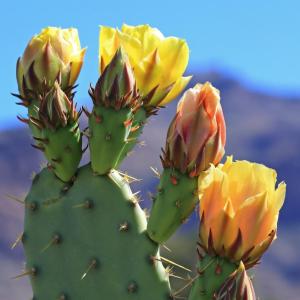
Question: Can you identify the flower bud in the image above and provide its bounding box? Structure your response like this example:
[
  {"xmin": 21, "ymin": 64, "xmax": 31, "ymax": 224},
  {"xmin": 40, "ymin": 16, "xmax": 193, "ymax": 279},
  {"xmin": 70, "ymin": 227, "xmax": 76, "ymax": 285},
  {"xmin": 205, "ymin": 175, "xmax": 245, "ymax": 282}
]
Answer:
[
  {"xmin": 162, "ymin": 82, "xmax": 226, "ymax": 177},
  {"xmin": 38, "ymin": 81, "xmax": 78, "ymax": 129},
  {"xmin": 215, "ymin": 262, "xmax": 256, "ymax": 300},
  {"xmin": 17, "ymin": 27, "xmax": 86, "ymax": 98},
  {"xmin": 198, "ymin": 156, "xmax": 286, "ymax": 268},
  {"xmin": 91, "ymin": 47, "xmax": 140, "ymax": 111}
]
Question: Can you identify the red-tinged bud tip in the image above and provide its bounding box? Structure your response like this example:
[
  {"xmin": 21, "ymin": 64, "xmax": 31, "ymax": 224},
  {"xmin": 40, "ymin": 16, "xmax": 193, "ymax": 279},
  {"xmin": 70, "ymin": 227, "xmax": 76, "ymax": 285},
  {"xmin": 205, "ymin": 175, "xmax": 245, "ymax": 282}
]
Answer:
[{"xmin": 162, "ymin": 82, "xmax": 226, "ymax": 176}]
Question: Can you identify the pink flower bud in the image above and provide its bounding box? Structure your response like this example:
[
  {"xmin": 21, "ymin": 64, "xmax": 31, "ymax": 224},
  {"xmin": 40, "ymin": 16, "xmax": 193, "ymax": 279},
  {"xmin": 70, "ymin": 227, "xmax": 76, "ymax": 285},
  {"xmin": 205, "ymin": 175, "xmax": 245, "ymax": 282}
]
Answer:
[{"xmin": 162, "ymin": 82, "xmax": 226, "ymax": 176}]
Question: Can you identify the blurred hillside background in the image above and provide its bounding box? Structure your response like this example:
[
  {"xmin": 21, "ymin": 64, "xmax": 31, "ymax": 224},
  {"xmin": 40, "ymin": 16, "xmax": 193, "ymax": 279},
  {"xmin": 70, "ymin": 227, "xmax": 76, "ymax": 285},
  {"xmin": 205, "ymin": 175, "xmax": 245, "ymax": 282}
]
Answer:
[{"xmin": 1, "ymin": 1, "xmax": 300, "ymax": 299}]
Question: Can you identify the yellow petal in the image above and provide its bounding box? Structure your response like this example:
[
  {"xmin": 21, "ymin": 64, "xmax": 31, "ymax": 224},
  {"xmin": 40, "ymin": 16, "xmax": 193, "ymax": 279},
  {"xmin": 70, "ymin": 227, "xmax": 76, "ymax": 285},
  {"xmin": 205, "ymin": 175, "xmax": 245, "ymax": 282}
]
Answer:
[
  {"xmin": 122, "ymin": 24, "xmax": 163, "ymax": 56},
  {"xmin": 69, "ymin": 48, "xmax": 86, "ymax": 86},
  {"xmin": 199, "ymin": 166, "xmax": 228, "ymax": 221},
  {"xmin": 213, "ymin": 198, "xmax": 235, "ymax": 253},
  {"xmin": 16, "ymin": 58, "xmax": 24, "ymax": 95},
  {"xmin": 99, "ymin": 26, "xmax": 119, "ymax": 70},
  {"xmin": 219, "ymin": 198, "xmax": 238, "ymax": 250},
  {"xmin": 156, "ymin": 37, "xmax": 189, "ymax": 84},
  {"xmin": 235, "ymin": 191, "xmax": 268, "ymax": 251},
  {"xmin": 159, "ymin": 76, "xmax": 192, "ymax": 106},
  {"xmin": 134, "ymin": 49, "xmax": 162, "ymax": 94},
  {"xmin": 274, "ymin": 181, "xmax": 286, "ymax": 211}
]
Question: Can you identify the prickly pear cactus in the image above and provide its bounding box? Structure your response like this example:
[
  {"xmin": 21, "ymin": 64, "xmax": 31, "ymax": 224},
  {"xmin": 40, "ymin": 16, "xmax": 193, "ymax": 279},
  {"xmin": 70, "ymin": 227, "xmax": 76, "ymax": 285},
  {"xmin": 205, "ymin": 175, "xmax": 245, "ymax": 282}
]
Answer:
[{"xmin": 13, "ymin": 25, "xmax": 285, "ymax": 300}]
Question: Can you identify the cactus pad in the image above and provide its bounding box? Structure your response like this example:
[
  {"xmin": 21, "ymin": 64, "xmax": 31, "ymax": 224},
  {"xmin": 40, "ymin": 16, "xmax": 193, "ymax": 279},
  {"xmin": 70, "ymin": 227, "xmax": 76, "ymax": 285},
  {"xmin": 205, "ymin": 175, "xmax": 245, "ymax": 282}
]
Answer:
[{"xmin": 24, "ymin": 164, "xmax": 171, "ymax": 299}]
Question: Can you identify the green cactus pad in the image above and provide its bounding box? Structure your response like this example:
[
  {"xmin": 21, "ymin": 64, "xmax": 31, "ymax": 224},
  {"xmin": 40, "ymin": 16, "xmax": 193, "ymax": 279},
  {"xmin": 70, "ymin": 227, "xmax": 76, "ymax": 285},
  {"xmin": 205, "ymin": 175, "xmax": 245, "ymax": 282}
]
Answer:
[
  {"xmin": 147, "ymin": 168, "xmax": 198, "ymax": 243},
  {"xmin": 89, "ymin": 105, "xmax": 133, "ymax": 174},
  {"xmin": 188, "ymin": 254, "xmax": 237, "ymax": 300},
  {"xmin": 117, "ymin": 107, "xmax": 147, "ymax": 164},
  {"xmin": 24, "ymin": 164, "xmax": 171, "ymax": 299},
  {"xmin": 40, "ymin": 123, "xmax": 82, "ymax": 182}
]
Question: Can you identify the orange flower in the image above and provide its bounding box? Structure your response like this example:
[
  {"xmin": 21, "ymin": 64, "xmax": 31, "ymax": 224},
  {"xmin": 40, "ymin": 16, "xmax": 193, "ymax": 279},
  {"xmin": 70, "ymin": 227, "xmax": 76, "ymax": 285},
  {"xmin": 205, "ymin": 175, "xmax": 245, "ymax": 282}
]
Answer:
[
  {"xmin": 198, "ymin": 157, "xmax": 286, "ymax": 268},
  {"xmin": 162, "ymin": 82, "xmax": 226, "ymax": 176}
]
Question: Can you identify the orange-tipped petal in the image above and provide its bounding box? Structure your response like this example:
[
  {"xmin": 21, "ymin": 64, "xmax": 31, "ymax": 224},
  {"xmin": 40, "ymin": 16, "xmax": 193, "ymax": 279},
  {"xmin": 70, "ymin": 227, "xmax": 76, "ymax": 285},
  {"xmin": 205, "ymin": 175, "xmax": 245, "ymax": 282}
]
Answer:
[{"xmin": 198, "ymin": 157, "xmax": 286, "ymax": 267}]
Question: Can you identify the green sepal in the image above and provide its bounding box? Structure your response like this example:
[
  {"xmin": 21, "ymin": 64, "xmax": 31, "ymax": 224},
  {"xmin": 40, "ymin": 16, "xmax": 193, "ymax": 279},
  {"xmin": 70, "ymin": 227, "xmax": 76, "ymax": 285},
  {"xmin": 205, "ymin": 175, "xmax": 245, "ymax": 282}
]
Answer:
[
  {"xmin": 188, "ymin": 255, "xmax": 237, "ymax": 300},
  {"xmin": 147, "ymin": 168, "xmax": 198, "ymax": 243},
  {"xmin": 89, "ymin": 105, "xmax": 133, "ymax": 174},
  {"xmin": 41, "ymin": 122, "xmax": 82, "ymax": 182},
  {"xmin": 28, "ymin": 100, "xmax": 42, "ymax": 139},
  {"xmin": 96, "ymin": 47, "xmax": 132, "ymax": 102}
]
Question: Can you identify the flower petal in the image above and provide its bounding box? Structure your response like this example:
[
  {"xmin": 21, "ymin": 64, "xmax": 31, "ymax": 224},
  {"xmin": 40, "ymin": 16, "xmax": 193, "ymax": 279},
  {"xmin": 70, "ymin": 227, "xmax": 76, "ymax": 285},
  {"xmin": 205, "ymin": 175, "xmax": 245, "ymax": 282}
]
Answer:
[{"xmin": 159, "ymin": 76, "xmax": 192, "ymax": 106}]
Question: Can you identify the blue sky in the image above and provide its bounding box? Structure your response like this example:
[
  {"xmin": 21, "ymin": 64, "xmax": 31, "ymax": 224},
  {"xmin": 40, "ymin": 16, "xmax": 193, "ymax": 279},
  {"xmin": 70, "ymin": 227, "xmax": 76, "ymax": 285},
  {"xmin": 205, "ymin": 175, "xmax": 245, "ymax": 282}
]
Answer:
[{"xmin": 1, "ymin": 0, "xmax": 300, "ymax": 127}]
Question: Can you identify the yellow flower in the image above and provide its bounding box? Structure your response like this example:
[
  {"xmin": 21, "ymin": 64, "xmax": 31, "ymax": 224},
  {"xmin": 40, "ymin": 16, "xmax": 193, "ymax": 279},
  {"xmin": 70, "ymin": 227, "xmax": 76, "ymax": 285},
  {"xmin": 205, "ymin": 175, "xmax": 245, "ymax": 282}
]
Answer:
[
  {"xmin": 17, "ymin": 27, "xmax": 86, "ymax": 97},
  {"xmin": 198, "ymin": 156, "xmax": 286, "ymax": 268},
  {"xmin": 99, "ymin": 24, "xmax": 191, "ymax": 106}
]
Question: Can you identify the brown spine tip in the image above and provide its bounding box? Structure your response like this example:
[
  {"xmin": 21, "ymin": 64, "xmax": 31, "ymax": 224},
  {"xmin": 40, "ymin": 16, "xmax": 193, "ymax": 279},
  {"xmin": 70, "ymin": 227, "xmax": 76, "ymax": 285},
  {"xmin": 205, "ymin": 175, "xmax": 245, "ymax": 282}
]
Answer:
[
  {"xmin": 17, "ymin": 115, "xmax": 30, "ymax": 124},
  {"xmin": 52, "ymin": 157, "xmax": 62, "ymax": 164},
  {"xmin": 31, "ymin": 144, "xmax": 45, "ymax": 152},
  {"xmin": 82, "ymin": 106, "xmax": 91, "ymax": 117},
  {"xmin": 33, "ymin": 136, "xmax": 49, "ymax": 144}
]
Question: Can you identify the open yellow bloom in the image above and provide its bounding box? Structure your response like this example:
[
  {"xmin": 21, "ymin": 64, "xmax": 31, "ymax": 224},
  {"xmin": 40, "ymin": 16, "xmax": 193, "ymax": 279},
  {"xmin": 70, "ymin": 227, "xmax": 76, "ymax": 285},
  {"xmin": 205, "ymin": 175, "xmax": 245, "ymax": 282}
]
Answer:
[
  {"xmin": 198, "ymin": 156, "xmax": 286, "ymax": 268},
  {"xmin": 17, "ymin": 27, "xmax": 86, "ymax": 96},
  {"xmin": 99, "ymin": 24, "xmax": 191, "ymax": 106}
]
